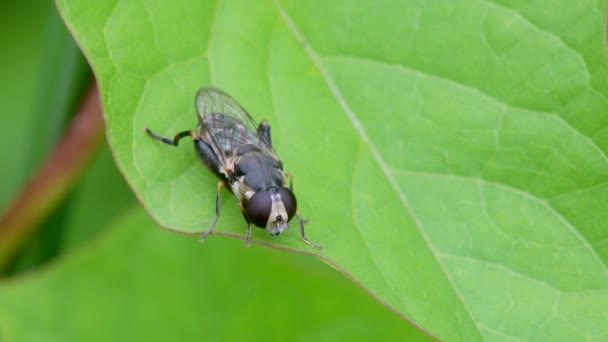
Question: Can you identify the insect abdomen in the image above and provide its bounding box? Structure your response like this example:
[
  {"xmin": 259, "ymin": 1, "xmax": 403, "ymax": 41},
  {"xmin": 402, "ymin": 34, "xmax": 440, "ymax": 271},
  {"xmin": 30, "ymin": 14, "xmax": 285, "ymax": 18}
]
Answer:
[{"xmin": 194, "ymin": 137, "xmax": 225, "ymax": 181}]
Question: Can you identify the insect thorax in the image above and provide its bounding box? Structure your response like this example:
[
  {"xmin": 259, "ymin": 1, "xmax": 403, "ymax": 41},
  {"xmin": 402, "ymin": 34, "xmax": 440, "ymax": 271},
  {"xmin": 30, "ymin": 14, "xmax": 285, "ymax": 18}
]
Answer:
[{"xmin": 229, "ymin": 149, "xmax": 285, "ymax": 200}]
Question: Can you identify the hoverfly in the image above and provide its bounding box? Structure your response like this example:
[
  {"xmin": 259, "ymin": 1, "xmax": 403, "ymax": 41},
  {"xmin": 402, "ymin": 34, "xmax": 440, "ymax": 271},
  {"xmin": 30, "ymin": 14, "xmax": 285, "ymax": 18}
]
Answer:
[{"xmin": 145, "ymin": 87, "xmax": 321, "ymax": 249}]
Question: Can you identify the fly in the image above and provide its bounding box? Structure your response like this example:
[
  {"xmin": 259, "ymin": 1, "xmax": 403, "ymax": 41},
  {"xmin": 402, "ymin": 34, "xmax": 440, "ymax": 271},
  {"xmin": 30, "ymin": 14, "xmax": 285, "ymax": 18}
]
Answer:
[{"xmin": 145, "ymin": 87, "xmax": 321, "ymax": 249}]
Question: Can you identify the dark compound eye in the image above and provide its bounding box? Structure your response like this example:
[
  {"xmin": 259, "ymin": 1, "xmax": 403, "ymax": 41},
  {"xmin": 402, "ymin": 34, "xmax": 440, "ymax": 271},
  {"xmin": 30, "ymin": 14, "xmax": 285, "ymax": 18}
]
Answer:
[
  {"xmin": 278, "ymin": 187, "xmax": 297, "ymax": 221},
  {"xmin": 246, "ymin": 187, "xmax": 298, "ymax": 228},
  {"xmin": 246, "ymin": 190, "xmax": 272, "ymax": 228}
]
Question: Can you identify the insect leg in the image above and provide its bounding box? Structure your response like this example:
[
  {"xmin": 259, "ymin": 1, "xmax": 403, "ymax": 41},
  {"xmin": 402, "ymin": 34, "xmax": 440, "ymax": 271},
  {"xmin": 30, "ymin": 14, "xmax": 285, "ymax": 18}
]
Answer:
[
  {"xmin": 286, "ymin": 172, "xmax": 309, "ymax": 224},
  {"xmin": 285, "ymin": 172, "xmax": 294, "ymax": 191},
  {"xmin": 145, "ymin": 128, "xmax": 195, "ymax": 147},
  {"xmin": 199, "ymin": 181, "xmax": 228, "ymax": 242},
  {"xmin": 245, "ymin": 223, "xmax": 252, "ymax": 247},
  {"xmin": 296, "ymin": 210, "xmax": 322, "ymax": 249},
  {"xmin": 286, "ymin": 172, "xmax": 318, "ymax": 247},
  {"xmin": 239, "ymin": 201, "xmax": 253, "ymax": 247},
  {"xmin": 257, "ymin": 120, "xmax": 273, "ymax": 148}
]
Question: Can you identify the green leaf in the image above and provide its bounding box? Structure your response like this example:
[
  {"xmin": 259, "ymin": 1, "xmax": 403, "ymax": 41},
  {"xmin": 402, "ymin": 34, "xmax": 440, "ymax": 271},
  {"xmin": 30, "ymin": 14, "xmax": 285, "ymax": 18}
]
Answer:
[
  {"xmin": 58, "ymin": 0, "xmax": 608, "ymax": 340},
  {"xmin": 62, "ymin": 142, "xmax": 137, "ymax": 248},
  {"xmin": 0, "ymin": 208, "xmax": 429, "ymax": 341}
]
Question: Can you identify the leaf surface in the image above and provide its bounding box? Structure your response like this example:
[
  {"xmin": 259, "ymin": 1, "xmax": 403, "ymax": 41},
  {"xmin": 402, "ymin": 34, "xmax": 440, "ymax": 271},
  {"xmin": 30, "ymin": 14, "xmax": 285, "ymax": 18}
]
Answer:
[
  {"xmin": 58, "ymin": 0, "xmax": 608, "ymax": 339},
  {"xmin": 0, "ymin": 208, "xmax": 427, "ymax": 341}
]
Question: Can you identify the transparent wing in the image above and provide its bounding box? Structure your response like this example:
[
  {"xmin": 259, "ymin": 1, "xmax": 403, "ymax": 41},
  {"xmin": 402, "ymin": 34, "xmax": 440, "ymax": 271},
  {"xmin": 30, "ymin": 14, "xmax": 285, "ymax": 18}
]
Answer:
[
  {"xmin": 195, "ymin": 88, "xmax": 278, "ymax": 169},
  {"xmin": 195, "ymin": 87, "xmax": 259, "ymax": 132}
]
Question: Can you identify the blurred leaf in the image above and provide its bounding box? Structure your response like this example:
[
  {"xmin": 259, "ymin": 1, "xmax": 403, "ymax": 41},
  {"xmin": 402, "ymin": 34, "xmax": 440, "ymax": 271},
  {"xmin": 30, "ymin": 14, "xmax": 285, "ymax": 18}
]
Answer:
[
  {"xmin": 0, "ymin": 208, "xmax": 429, "ymax": 341},
  {"xmin": 57, "ymin": 0, "xmax": 608, "ymax": 340},
  {"xmin": 0, "ymin": 1, "xmax": 93, "ymax": 272},
  {"xmin": 18, "ymin": 2, "xmax": 92, "ymax": 265},
  {"xmin": 0, "ymin": 0, "xmax": 48, "ymax": 210},
  {"xmin": 61, "ymin": 142, "xmax": 136, "ymax": 248},
  {"xmin": 0, "ymin": 84, "xmax": 103, "ymax": 273},
  {"xmin": 6, "ymin": 140, "xmax": 136, "ymax": 273},
  {"xmin": 25, "ymin": 2, "xmax": 92, "ymax": 170}
]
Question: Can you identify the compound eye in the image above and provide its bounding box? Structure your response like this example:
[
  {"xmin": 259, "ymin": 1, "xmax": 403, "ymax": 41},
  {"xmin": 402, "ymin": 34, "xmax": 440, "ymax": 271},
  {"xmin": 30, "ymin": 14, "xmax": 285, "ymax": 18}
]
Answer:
[
  {"xmin": 246, "ymin": 190, "xmax": 272, "ymax": 228},
  {"xmin": 278, "ymin": 187, "xmax": 297, "ymax": 221}
]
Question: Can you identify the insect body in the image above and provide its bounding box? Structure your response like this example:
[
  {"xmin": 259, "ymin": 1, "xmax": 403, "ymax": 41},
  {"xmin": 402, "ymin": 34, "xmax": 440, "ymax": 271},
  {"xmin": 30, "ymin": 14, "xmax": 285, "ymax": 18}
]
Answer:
[{"xmin": 145, "ymin": 87, "xmax": 321, "ymax": 249}]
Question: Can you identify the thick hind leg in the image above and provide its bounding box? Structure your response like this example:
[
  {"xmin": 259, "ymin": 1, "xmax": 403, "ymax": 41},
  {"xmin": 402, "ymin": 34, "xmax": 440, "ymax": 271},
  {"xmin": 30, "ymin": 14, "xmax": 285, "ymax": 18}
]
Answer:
[{"xmin": 145, "ymin": 128, "xmax": 194, "ymax": 146}]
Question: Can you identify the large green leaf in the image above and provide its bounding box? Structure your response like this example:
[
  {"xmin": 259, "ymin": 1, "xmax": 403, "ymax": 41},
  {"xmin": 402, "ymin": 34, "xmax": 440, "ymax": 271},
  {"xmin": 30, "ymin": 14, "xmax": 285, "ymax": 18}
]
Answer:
[
  {"xmin": 58, "ymin": 0, "xmax": 608, "ymax": 340},
  {"xmin": 0, "ymin": 208, "xmax": 427, "ymax": 341}
]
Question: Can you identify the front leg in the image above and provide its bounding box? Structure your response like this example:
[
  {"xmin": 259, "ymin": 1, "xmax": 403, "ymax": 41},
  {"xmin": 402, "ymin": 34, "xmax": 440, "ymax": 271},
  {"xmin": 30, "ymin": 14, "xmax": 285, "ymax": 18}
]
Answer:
[
  {"xmin": 239, "ymin": 201, "xmax": 253, "ymax": 247},
  {"xmin": 285, "ymin": 172, "xmax": 322, "ymax": 249},
  {"xmin": 296, "ymin": 211, "xmax": 322, "ymax": 249}
]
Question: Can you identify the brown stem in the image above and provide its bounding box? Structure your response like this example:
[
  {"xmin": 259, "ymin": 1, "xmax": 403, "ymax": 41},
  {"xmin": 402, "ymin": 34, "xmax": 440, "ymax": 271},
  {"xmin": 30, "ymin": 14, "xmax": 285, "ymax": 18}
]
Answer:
[{"xmin": 0, "ymin": 81, "xmax": 104, "ymax": 267}]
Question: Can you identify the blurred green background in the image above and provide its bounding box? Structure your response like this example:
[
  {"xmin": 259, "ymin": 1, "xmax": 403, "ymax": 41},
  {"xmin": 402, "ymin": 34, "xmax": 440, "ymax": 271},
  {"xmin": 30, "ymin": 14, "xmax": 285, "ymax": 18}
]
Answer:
[{"xmin": 0, "ymin": 1, "xmax": 429, "ymax": 340}]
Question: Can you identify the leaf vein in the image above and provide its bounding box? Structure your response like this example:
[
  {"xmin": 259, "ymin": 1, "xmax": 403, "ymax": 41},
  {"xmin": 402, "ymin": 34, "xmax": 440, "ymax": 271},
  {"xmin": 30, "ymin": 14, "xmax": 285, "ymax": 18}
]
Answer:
[
  {"xmin": 322, "ymin": 54, "xmax": 608, "ymax": 165},
  {"xmin": 483, "ymin": 0, "xmax": 608, "ymax": 105},
  {"xmin": 441, "ymin": 252, "xmax": 561, "ymax": 292},
  {"xmin": 272, "ymin": 0, "xmax": 479, "ymax": 332},
  {"xmin": 392, "ymin": 169, "xmax": 608, "ymax": 279}
]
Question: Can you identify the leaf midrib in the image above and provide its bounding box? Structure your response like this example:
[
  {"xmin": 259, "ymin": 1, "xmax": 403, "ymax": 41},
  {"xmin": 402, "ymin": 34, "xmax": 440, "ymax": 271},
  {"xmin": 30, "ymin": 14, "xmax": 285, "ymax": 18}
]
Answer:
[{"xmin": 271, "ymin": 0, "xmax": 479, "ymax": 334}]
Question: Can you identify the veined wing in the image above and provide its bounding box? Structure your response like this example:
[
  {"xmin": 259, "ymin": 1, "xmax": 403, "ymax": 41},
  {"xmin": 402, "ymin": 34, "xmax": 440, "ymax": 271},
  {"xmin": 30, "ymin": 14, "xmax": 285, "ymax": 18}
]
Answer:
[
  {"xmin": 195, "ymin": 87, "xmax": 260, "ymax": 132},
  {"xmin": 195, "ymin": 88, "xmax": 278, "ymax": 169}
]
